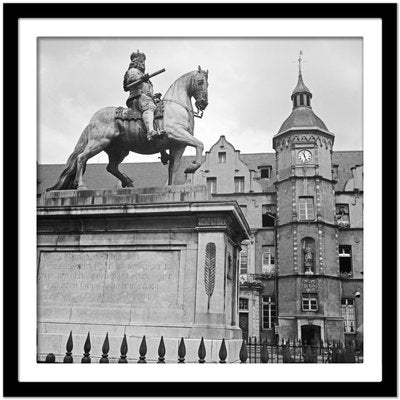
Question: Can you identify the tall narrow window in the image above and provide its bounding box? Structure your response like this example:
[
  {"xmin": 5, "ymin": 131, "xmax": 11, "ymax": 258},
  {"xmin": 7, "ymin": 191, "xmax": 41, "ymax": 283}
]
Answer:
[
  {"xmin": 239, "ymin": 297, "xmax": 249, "ymax": 311},
  {"xmin": 240, "ymin": 246, "xmax": 248, "ymax": 275},
  {"xmin": 339, "ymin": 245, "xmax": 352, "ymax": 276},
  {"xmin": 298, "ymin": 197, "xmax": 315, "ymax": 220},
  {"xmin": 185, "ymin": 173, "xmax": 193, "ymax": 184},
  {"xmin": 332, "ymin": 165, "xmax": 339, "ymax": 181},
  {"xmin": 234, "ymin": 177, "xmax": 245, "ymax": 193},
  {"xmin": 262, "ymin": 296, "xmax": 276, "ymax": 329},
  {"xmin": 206, "ymin": 177, "xmax": 217, "ymax": 194},
  {"xmin": 342, "ymin": 298, "xmax": 356, "ymax": 333},
  {"xmin": 299, "ymin": 94, "xmax": 304, "ymax": 105},
  {"xmin": 218, "ymin": 152, "xmax": 226, "ymax": 163},
  {"xmin": 262, "ymin": 246, "xmax": 275, "ymax": 274},
  {"xmin": 262, "ymin": 204, "xmax": 276, "ymax": 227},
  {"xmin": 302, "ymin": 293, "xmax": 318, "ymax": 311}
]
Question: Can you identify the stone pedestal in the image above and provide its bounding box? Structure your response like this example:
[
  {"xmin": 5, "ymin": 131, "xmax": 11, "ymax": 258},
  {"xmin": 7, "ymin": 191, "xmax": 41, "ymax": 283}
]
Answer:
[{"xmin": 37, "ymin": 185, "xmax": 250, "ymax": 362}]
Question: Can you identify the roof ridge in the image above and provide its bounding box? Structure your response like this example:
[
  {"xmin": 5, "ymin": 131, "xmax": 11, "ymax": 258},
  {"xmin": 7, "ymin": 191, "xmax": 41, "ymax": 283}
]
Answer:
[{"xmin": 39, "ymin": 150, "xmax": 363, "ymax": 167}]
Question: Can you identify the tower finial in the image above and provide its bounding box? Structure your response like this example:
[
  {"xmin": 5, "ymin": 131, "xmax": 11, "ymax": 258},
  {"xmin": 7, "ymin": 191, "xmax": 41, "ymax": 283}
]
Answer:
[{"xmin": 298, "ymin": 50, "xmax": 303, "ymax": 75}]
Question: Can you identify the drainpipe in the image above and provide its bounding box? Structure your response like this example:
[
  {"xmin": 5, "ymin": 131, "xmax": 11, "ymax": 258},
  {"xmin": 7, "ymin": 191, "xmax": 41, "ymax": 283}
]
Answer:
[
  {"xmin": 274, "ymin": 215, "xmax": 279, "ymax": 343},
  {"xmin": 249, "ymin": 170, "xmax": 255, "ymax": 192}
]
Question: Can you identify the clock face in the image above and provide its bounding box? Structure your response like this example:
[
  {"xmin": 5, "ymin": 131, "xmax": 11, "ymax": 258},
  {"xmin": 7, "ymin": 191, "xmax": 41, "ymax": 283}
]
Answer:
[{"xmin": 297, "ymin": 150, "xmax": 312, "ymax": 163}]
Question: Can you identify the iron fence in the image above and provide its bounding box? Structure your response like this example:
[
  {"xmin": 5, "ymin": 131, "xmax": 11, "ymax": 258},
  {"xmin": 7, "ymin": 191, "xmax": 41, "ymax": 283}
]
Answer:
[
  {"xmin": 38, "ymin": 331, "xmax": 244, "ymax": 364},
  {"xmin": 246, "ymin": 337, "xmax": 363, "ymax": 363},
  {"xmin": 38, "ymin": 331, "xmax": 362, "ymax": 363}
]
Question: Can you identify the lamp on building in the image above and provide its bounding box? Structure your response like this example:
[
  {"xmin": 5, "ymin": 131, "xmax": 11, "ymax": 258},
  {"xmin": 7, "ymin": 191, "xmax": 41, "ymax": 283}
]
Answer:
[{"xmin": 354, "ymin": 290, "xmax": 361, "ymax": 298}]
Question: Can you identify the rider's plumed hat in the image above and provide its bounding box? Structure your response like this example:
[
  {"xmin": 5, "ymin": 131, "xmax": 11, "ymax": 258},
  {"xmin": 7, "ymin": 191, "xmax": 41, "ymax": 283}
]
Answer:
[{"xmin": 130, "ymin": 50, "xmax": 146, "ymax": 62}]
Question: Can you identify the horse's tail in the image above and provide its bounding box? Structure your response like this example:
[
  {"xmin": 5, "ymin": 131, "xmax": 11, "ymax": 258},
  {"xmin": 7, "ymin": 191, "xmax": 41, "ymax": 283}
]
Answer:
[{"xmin": 46, "ymin": 126, "xmax": 90, "ymax": 191}]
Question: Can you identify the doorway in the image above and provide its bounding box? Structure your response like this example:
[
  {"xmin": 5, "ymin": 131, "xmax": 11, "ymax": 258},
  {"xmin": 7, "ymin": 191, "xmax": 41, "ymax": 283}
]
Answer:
[
  {"xmin": 239, "ymin": 313, "xmax": 249, "ymax": 341},
  {"xmin": 301, "ymin": 324, "xmax": 321, "ymax": 345}
]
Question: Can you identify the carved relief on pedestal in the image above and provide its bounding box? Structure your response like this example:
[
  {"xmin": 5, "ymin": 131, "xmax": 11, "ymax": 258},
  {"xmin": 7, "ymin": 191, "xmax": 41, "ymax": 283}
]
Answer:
[{"xmin": 204, "ymin": 242, "xmax": 216, "ymax": 310}]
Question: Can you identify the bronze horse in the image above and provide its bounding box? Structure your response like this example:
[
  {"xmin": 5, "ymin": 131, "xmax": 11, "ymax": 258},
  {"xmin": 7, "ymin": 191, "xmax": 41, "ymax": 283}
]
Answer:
[{"xmin": 48, "ymin": 67, "xmax": 209, "ymax": 190}]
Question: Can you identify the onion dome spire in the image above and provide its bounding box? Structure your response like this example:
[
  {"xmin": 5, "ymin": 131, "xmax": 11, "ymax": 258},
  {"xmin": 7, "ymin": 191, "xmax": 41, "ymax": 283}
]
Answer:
[{"xmin": 291, "ymin": 51, "xmax": 312, "ymax": 109}]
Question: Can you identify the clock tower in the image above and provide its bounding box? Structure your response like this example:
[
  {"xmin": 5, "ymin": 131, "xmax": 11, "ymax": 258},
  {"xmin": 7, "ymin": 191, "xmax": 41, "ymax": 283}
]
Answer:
[{"xmin": 272, "ymin": 55, "xmax": 343, "ymax": 343}]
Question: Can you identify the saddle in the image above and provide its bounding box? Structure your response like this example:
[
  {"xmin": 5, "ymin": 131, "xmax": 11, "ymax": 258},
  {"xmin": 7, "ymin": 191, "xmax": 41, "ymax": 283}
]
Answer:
[{"xmin": 115, "ymin": 100, "xmax": 164, "ymax": 122}]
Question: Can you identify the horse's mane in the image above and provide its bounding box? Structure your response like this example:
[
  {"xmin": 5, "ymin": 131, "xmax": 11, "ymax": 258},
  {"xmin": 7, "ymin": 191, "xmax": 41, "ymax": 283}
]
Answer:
[{"xmin": 163, "ymin": 71, "xmax": 194, "ymax": 99}]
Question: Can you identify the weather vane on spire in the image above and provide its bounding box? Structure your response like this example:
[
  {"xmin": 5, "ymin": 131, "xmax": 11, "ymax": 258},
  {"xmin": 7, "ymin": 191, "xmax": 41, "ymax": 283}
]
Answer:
[{"xmin": 298, "ymin": 50, "xmax": 303, "ymax": 74}]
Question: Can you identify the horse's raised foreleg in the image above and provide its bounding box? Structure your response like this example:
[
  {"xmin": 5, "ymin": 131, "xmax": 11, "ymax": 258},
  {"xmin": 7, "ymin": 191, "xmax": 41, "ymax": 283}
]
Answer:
[
  {"xmin": 168, "ymin": 146, "xmax": 186, "ymax": 185},
  {"xmin": 105, "ymin": 148, "xmax": 133, "ymax": 188},
  {"xmin": 167, "ymin": 129, "xmax": 204, "ymax": 175}
]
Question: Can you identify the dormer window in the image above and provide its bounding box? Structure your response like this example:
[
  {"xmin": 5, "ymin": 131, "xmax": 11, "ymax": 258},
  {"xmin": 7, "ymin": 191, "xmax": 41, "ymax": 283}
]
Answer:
[
  {"xmin": 258, "ymin": 165, "xmax": 272, "ymax": 179},
  {"xmin": 260, "ymin": 166, "xmax": 271, "ymax": 179},
  {"xmin": 218, "ymin": 152, "xmax": 226, "ymax": 163}
]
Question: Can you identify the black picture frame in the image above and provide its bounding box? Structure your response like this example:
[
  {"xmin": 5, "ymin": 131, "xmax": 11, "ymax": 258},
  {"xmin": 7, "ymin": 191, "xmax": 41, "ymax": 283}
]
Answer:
[{"xmin": 3, "ymin": 2, "xmax": 397, "ymax": 397}]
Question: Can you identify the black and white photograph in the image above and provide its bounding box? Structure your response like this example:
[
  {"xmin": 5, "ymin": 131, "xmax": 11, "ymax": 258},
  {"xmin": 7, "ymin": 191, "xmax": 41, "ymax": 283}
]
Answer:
[
  {"xmin": 36, "ymin": 37, "xmax": 364, "ymax": 365},
  {"xmin": 4, "ymin": 3, "xmax": 396, "ymax": 397}
]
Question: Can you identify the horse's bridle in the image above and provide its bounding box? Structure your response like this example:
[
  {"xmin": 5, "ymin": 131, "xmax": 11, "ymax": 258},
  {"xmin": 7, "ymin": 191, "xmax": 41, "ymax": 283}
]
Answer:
[
  {"xmin": 190, "ymin": 71, "xmax": 208, "ymax": 118},
  {"xmin": 163, "ymin": 71, "xmax": 207, "ymax": 118},
  {"xmin": 162, "ymin": 99, "xmax": 204, "ymax": 118}
]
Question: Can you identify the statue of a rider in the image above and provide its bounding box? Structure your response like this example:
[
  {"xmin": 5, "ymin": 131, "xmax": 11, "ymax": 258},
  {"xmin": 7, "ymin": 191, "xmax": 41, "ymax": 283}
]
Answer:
[{"xmin": 123, "ymin": 50, "xmax": 162, "ymax": 142}]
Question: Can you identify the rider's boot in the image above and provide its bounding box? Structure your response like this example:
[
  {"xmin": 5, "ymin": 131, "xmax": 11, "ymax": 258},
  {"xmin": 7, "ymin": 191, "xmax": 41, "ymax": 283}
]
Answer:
[
  {"xmin": 143, "ymin": 109, "xmax": 166, "ymax": 141},
  {"xmin": 142, "ymin": 109, "xmax": 158, "ymax": 141}
]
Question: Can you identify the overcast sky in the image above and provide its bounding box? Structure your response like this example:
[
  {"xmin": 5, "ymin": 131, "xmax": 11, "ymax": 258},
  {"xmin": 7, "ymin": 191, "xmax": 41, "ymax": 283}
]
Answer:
[{"xmin": 38, "ymin": 37, "xmax": 362, "ymax": 165}]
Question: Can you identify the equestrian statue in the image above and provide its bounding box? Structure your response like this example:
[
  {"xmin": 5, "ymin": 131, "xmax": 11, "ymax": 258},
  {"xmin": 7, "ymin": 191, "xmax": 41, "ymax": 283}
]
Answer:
[{"xmin": 47, "ymin": 50, "xmax": 209, "ymax": 191}]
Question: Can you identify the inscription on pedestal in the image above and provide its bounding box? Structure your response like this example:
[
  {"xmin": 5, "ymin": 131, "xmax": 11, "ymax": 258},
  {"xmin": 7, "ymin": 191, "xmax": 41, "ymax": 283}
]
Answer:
[{"xmin": 38, "ymin": 251, "xmax": 180, "ymax": 307}]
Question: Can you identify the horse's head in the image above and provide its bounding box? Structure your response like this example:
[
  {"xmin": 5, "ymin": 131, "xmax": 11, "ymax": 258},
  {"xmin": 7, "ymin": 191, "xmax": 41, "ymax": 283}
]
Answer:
[{"xmin": 190, "ymin": 66, "xmax": 209, "ymax": 112}]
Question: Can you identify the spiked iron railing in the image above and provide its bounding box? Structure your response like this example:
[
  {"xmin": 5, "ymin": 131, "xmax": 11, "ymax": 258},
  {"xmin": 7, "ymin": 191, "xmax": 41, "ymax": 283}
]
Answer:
[
  {"xmin": 81, "ymin": 332, "xmax": 91, "ymax": 363},
  {"xmin": 40, "ymin": 332, "xmax": 362, "ymax": 363},
  {"xmin": 99, "ymin": 333, "xmax": 109, "ymax": 363},
  {"xmin": 157, "ymin": 336, "xmax": 166, "ymax": 363},
  {"xmin": 245, "ymin": 336, "xmax": 362, "ymax": 363}
]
